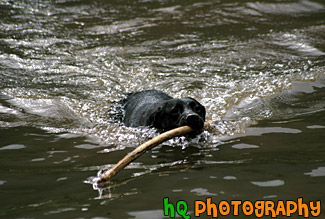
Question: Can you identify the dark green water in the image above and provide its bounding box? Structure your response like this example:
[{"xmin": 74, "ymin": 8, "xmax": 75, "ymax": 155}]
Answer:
[{"xmin": 1, "ymin": 0, "xmax": 325, "ymax": 218}]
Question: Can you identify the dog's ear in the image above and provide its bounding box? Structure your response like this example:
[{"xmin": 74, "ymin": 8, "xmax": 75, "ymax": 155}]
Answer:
[{"xmin": 148, "ymin": 106, "xmax": 162, "ymax": 128}]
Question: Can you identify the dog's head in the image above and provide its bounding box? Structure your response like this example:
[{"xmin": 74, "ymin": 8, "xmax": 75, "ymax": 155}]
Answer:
[{"xmin": 149, "ymin": 97, "xmax": 206, "ymax": 132}]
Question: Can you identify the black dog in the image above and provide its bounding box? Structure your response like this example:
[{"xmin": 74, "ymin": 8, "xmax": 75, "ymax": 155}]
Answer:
[{"xmin": 121, "ymin": 90, "xmax": 206, "ymax": 132}]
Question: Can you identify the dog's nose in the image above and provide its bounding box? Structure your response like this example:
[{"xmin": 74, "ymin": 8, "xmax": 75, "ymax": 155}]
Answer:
[{"xmin": 186, "ymin": 114, "xmax": 204, "ymax": 130}]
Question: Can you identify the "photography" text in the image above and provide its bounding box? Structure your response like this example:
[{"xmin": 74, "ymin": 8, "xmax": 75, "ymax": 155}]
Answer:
[{"xmin": 163, "ymin": 197, "xmax": 321, "ymax": 218}]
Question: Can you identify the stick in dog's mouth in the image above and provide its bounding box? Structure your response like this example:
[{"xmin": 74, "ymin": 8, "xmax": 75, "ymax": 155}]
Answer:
[{"xmin": 97, "ymin": 121, "xmax": 212, "ymax": 185}]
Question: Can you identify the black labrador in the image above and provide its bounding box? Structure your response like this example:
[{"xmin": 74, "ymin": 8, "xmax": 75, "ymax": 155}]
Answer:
[{"xmin": 121, "ymin": 90, "xmax": 206, "ymax": 132}]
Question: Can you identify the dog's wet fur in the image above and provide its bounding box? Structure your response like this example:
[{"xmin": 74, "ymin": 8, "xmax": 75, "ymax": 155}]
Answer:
[{"xmin": 120, "ymin": 90, "xmax": 206, "ymax": 132}]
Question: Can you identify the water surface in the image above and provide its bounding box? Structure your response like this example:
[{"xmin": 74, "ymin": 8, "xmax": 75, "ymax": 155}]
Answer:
[{"xmin": 0, "ymin": 0, "xmax": 325, "ymax": 218}]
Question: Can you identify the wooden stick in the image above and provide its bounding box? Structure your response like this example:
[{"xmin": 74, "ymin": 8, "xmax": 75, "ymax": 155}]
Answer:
[{"xmin": 97, "ymin": 121, "xmax": 211, "ymax": 184}]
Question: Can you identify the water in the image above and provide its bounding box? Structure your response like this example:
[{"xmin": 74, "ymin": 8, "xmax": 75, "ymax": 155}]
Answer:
[{"xmin": 0, "ymin": 0, "xmax": 325, "ymax": 218}]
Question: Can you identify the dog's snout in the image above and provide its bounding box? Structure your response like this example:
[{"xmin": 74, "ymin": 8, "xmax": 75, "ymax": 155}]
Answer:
[{"xmin": 186, "ymin": 114, "xmax": 204, "ymax": 130}]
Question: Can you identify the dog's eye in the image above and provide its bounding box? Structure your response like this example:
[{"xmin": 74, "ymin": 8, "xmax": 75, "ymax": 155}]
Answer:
[
  {"xmin": 189, "ymin": 101, "xmax": 196, "ymax": 109},
  {"xmin": 171, "ymin": 107, "xmax": 180, "ymax": 115},
  {"xmin": 191, "ymin": 103, "xmax": 203, "ymax": 114},
  {"xmin": 194, "ymin": 106, "xmax": 202, "ymax": 113},
  {"xmin": 189, "ymin": 101, "xmax": 200, "ymax": 112},
  {"xmin": 171, "ymin": 104, "xmax": 183, "ymax": 115}
]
